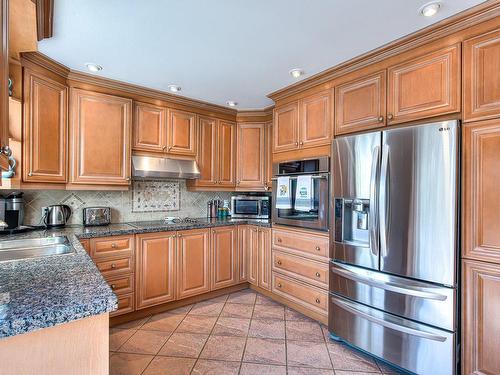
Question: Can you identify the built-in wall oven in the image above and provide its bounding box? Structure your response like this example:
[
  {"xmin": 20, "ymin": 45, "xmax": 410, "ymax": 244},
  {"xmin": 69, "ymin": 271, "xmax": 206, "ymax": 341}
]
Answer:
[{"xmin": 272, "ymin": 157, "xmax": 329, "ymax": 231}]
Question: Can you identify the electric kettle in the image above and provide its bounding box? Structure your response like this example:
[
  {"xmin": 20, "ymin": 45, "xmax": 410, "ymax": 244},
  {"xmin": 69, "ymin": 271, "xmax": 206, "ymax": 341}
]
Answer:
[{"xmin": 44, "ymin": 205, "xmax": 72, "ymax": 228}]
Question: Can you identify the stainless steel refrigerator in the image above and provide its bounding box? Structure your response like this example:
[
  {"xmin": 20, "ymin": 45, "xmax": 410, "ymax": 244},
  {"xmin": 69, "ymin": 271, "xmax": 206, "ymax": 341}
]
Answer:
[{"xmin": 329, "ymin": 120, "xmax": 459, "ymax": 375}]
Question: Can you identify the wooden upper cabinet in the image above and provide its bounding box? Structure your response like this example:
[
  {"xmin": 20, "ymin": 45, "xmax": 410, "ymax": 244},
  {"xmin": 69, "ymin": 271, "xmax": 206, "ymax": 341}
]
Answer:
[
  {"xmin": 23, "ymin": 69, "xmax": 68, "ymax": 183},
  {"xmin": 133, "ymin": 102, "xmax": 167, "ymax": 153},
  {"xmin": 217, "ymin": 120, "xmax": 236, "ymax": 187},
  {"xmin": 70, "ymin": 89, "xmax": 132, "ymax": 185},
  {"xmin": 211, "ymin": 226, "xmax": 238, "ymax": 290},
  {"xmin": 462, "ymin": 259, "xmax": 500, "ymax": 375},
  {"xmin": 387, "ymin": 44, "xmax": 460, "ymax": 124},
  {"xmin": 135, "ymin": 232, "xmax": 176, "ymax": 309},
  {"xmin": 258, "ymin": 227, "xmax": 271, "ymax": 291},
  {"xmin": 176, "ymin": 228, "xmax": 210, "ymax": 299},
  {"xmin": 236, "ymin": 123, "xmax": 265, "ymax": 190},
  {"xmin": 299, "ymin": 91, "xmax": 331, "ymax": 148},
  {"xmin": 167, "ymin": 109, "xmax": 196, "ymax": 156},
  {"xmin": 196, "ymin": 116, "xmax": 218, "ymax": 186},
  {"xmin": 273, "ymin": 102, "xmax": 299, "ymax": 152},
  {"xmin": 265, "ymin": 122, "xmax": 273, "ymax": 189},
  {"xmin": 335, "ymin": 71, "xmax": 386, "ymax": 135},
  {"xmin": 463, "ymin": 119, "xmax": 500, "ymax": 264},
  {"xmin": 463, "ymin": 29, "xmax": 500, "ymax": 122}
]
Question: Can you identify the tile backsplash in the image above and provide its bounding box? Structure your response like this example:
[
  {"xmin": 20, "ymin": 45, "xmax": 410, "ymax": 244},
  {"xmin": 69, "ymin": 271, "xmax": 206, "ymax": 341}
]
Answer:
[{"xmin": 12, "ymin": 180, "xmax": 231, "ymax": 226}]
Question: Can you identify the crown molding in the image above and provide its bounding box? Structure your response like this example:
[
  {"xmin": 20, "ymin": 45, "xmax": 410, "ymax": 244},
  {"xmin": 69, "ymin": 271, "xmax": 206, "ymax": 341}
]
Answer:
[
  {"xmin": 268, "ymin": 0, "xmax": 500, "ymax": 102},
  {"xmin": 236, "ymin": 105, "xmax": 274, "ymax": 122}
]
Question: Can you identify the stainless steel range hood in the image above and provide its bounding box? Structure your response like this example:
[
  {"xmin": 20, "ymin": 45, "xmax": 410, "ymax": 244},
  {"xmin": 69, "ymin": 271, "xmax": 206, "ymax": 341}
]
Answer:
[{"xmin": 132, "ymin": 155, "xmax": 200, "ymax": 179}]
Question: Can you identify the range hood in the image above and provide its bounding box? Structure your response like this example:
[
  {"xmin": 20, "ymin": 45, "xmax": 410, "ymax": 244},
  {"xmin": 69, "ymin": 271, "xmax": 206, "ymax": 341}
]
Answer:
[{"xmin": 132, "ymin": 155, "xmax": 201, "ymax": 179}]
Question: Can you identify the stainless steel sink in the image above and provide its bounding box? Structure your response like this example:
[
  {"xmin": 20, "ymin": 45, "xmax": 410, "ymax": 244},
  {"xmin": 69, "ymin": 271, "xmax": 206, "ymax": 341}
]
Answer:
[{"xmin": 0, "ymin": 236, "xmax": 75, "ymax": 262}]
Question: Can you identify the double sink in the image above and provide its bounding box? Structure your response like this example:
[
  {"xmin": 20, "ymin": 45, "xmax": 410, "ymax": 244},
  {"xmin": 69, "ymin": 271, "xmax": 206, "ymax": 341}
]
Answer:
[{"xmin": 0, "ymin": 236, "xmax": 75, "ymax": 262}]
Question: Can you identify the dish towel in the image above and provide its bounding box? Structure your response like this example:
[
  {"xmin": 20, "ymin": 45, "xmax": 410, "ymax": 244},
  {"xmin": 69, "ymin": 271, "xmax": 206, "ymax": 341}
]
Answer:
[
  {"xmin": 276, "ymin": 176, "xmax": 292, "ymax": 209},
  {"xmin": 295, "ymin": 175, "xmax": 314, "ymax": 211}
]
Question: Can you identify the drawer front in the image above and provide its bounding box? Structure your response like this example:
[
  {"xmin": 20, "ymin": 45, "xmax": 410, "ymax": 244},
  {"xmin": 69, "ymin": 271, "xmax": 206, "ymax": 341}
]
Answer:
[
  {"xmin": 95, "ymin": 256, "xmax": 133, "ymax": 276},
  {"xmin": 79, "ymin": 239, "xmax": 90, "ymax": 254},
  {"xmin": 90, "ymin": 235, "xmax": 133, "ymax": 259},
  {"xmin": 272, "ymin": 272, "xmax": 328, "ymax": 315},
  {"xmin": 272, "ymin": 228, "xmax": 329, "ymax": 260},
  {"xmin": 111, "ymin": 292, "xmax": 135, "ymax": 317},
  {"xmin": 105, "ymin": 274, "xmax": 134, "ymax": 295},
  {"xmin": 273, "ymin": 250, "xmax": 328, "ymax": 289}
]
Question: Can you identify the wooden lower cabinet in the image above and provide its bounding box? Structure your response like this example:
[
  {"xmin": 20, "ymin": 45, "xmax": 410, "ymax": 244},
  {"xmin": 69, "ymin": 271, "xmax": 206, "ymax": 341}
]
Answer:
[
  {"xmin": 176, "ymin": 228, "xmax": 211, "ymax": 299},
  {"xmin": 211, "ymin": 226, "xmax": 238, "ymax": 290},
  {"xmin": 135, "ymin": 232, "xmax": 176, "ymax": 309},
  {"xmin": 462, "ymin": 259, "xmax": 500, "ymax": 375},
  {"xmin": 238, "ymin": 225, "xmax": 250, "ymax": 282},
  {"xmin": 245, "ymin": 225, "xmax": 271, "ymax": 291}
]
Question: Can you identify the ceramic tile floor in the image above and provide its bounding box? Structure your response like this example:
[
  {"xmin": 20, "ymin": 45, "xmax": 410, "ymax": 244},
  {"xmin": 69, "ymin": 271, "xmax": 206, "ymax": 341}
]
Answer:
[{"xmin": 109, "ymin": 289, "xmax": 403, "ymax": 375}]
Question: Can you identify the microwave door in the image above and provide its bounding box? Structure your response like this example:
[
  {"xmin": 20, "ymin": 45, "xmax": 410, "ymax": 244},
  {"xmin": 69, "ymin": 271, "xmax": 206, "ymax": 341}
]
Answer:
[{"xmin": 332, "ymin": 132, "xmax": 381, "ymax": 270}]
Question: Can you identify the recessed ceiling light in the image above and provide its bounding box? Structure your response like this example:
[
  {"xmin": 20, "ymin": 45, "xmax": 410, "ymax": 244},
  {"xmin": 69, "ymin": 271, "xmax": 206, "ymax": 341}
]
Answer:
[
  {"xmin": 289, "ymin": 68, "xmax": 304, "ymax": 79},
  {"xmin": 167, "ymin": 84, "xmax": 181, "ymax": 93},
  {"xmin": 85, "ymin": 63, "xmax": 103, "ymax": 73},
  {"xmin": 419, "ymin": 1, "xmax": 441, "ymax": 17},
  {"xmin": 226, "ymin": 101, "xmax": 238, "ymax": 107}
]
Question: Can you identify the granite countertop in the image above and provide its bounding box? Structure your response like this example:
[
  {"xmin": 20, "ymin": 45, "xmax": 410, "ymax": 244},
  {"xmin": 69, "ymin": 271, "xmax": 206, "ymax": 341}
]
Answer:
[{"xmin": 0, "ymin": 217, "xmax": 271, "ymax": 339}]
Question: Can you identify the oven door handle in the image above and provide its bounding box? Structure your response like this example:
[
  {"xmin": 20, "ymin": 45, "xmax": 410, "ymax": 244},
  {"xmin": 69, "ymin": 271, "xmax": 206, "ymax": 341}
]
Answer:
[{"xmin": 271, "ymin": 174, "xmax": 329, "ymax": 181}]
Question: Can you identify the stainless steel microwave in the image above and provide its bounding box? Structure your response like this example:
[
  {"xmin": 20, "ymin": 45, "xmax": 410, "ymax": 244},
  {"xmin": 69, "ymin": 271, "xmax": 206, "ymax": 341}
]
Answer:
[{"xmin": 231, "ymin": 195, "xmax": 270, "ymax": 219}]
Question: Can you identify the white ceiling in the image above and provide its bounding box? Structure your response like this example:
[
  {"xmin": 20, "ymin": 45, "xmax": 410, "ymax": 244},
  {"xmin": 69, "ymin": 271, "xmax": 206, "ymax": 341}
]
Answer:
[{"xmin": 39, "ymin": 0, "xmax": 486, "ymax": 110}]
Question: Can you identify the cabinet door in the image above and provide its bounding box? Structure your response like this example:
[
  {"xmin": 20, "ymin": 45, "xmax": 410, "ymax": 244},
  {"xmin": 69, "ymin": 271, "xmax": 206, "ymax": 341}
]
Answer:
[
  {"xmin": 0, "ymin": 0, "xmax": 8, "ymax": 163},
  {"xmin": 23, "ymin": 69, "xmax": 68, "ymax": 183},
  {"xmin": 463, "ymin": 29, "xmax": 500, "ymax": 122},
  {"xmin": 300, "ymin": 91, "xmax": 331, "ymax": 148},
  {"xmin": 236, "ymin": 123, "xmax": 265, "ymax": 190},
  {"xmin": 211, "ymin": 226, "xmax": 238, "ymax": 290},
  {"xmin": 133, "ymin": 102, "xmax": 167, "ymax": 153},
  {"xmin": 136, "ymin": 232, "xmax": 176, "ymax": 309},
  {"xmin": 335, "ymin": 71, "xmax": 386, "ymax": 135},
  {"xmin": 265, "ymin": 122, "xmax": 273, "ymax": 190},
  {"xmin": 463, "ymin": 120, "xmax": 500, "ymax": 264},
  {"xmin": 258, "ymin": 227, "xmax": 271, "ymax": 291},
  {"xmin": 196, "ymin": 116, "xmax": 218, "ymax": 186},
  {"xmin": 273, "ymin": 102, "xmax": 298, "ymax": 152},
  {"xmin": 70, "ymin": 89, "xmax": 132, "ymax": 185},
  {"xmin": 176, "ymin": 228, "xmax": 210, "ymax": 299},
  {"xmin": 387, "ymin": 44, "xmax": 460, "ymax": 124},
  {"xmin": 248, "ymin": 226, "xmax": 259, "ymax": 286},
  {"xmin": 217, "ymin": 120, "xmax": 236, "ymax": 187},
  {"xmin": 238, "ymin": 225, "xmax": 250, "ymax": 282},
  {"xmin": 462, "ymin": 259, "xmax": 500, "ymax": 375},
  {"xmin": 167, "ymin": 109, "xmax": 196, "ymax": 156}
]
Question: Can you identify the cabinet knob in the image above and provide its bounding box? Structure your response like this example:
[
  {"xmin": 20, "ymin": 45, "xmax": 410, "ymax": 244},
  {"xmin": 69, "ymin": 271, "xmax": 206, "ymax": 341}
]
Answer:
[
  {"xmin": 315, "ymin": 298, "xmax": 321, "ymax": 304},
  {"xmin": 378, "ymin": 116, "xmax": 384, "ymax": 123},
  {"xmin": 212, "ymin": 230, "xmax": 216, "ymax": 233},
  {"xmin": 253, "ymin": 229, "xmax": 258, "ymax": 232},
  {"xmin": 237, "ymin": 180, "xmax": 240, "ymax": 184},
  {"xmin": 218, "ymin": 181, "xmax": 222, "ymax": 184},
  {"xmin": 162, "ymin": 146, "xmax": 167, "ymax": 151},
  {"xmin": 110, "ymin": 284, "xmax": 116, "ymax": 290},
  {"xmin": 299, "ymin": 141, "xmax": 304, "ymax": 146},
  {"xmin": 387, "ymin": 114, "xmax": 393, "ymax": 120},
  {"xmin": 28, "ymin": 172, "xmax": 33, "ymax": 177},
  {"xmin": 126, "ymin": 177, "xmax": 131, "ymax": 181},
  {"xmin": 111, "ymin": 243, "xmax": 117, "ymax": 248},
  {"xmin": 277, "ymin": 283, "xmax": 282, "ymax": 288},
  {"xmin": 168, "ymin": 146, "xmax": 172, "ymax": 151},
  {"xmin": 277, "ymin": 238, "xmax": 282, "ymax": 243},
  {"xmin": 295, "ymin": 141, "xmax": 299, "ymax": 146},
  {"xmin": 111, "ymin": 263, "xmax": 117, "ymax": 269},
  {"xmin": 178, "ymin": 234, "xmax": 182, "ymax": 238},
  {"xmin": 277, "ymin": 260, "xmax": 282, "ymax": 265},
  {"xmin": 315, "ymin": 272, "xmax": 321, "ymax": 278},
  {"xmin": 213, "ymin": 181, "xmax": 217, "ymax": 184},
  {"xmin": 315, "ymin": 246, "xmax": 321, "ymax": 251}
]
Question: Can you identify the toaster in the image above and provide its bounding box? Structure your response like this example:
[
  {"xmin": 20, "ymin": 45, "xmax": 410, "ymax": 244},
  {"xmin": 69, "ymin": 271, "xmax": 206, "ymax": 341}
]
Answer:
[{"xmin": 83, "ymin": 207, "xmax": 111, "ymax": 226}]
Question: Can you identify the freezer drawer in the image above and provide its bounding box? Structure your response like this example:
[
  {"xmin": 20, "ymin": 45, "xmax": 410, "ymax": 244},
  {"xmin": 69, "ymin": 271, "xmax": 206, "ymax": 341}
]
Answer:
[
  {"xmin": 330, "ymin": 261, "xmax": 456, "ymax": 331},
  {"xmin": 329, "ymin": 294, "xmax": 456, "ymax": 375}
]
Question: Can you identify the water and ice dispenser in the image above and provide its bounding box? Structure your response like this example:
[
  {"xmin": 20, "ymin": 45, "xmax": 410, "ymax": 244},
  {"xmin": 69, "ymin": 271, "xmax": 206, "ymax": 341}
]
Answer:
[{"xmin": 334, "ymin": 198, "xmax": 370, "ymax": 246}]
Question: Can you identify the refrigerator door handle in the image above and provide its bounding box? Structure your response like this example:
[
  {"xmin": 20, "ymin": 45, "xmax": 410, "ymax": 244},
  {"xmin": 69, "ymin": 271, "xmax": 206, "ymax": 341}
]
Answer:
[
  {"xmin": 330, "ymin": 296, "xmax": 448, "ymax": 342},
  {"xmin": 330, "ymin": 262, "xmax": 448, "ymax": 301},
  {"xmin": 379, "ymin": 144, "xmax": 390, "ymax": 257},
  {"xmin": 369, "ymin": 146, "xmax": 380, "ymax": 257}
]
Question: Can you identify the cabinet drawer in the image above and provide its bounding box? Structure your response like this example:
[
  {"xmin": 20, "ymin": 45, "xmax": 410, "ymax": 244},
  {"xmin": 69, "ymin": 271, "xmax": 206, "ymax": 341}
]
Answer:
[
  {"xmin": 95, "ymin": 256, "xmax": 133, "ymax": 276},
  {"xmin": 111, "ymin": 292, "xmax": 135, "ymax": 317},
  {"xmin": 272, "ymin": 272, "xmax": 328, "ymax": 315},
  {"xmin": 272, "ymin": 250, "xmax": 328, "ymax": 289},
  {"xmin": 105, "ymin": 274, "xmax": 134, "ymax": 295},
  {"xmin": 90, "ymin": 235, "xmax": 133, "ymax": 259},
  {"xmin": 272, "ymin": 228, "xmax": 329, "ymax": 260}
]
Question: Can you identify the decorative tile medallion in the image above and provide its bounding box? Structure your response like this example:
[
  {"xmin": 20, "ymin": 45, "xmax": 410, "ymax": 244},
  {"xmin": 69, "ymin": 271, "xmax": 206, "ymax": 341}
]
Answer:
[{"xmin": 132, "ymin": 180, "xmax": 180, "ymax": 212}]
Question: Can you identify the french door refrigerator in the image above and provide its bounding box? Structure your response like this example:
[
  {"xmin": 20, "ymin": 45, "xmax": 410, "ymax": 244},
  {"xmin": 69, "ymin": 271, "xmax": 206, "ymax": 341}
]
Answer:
[{"xmin": 329, "ymin": 120, "xmax": 459, "ymax": 375}]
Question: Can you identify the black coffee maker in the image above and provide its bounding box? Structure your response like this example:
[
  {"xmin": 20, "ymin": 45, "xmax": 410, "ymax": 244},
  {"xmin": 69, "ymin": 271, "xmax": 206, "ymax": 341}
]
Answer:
[{"xmin": 0, "ymin": 192, "xmax": 25, "ymax": 230}]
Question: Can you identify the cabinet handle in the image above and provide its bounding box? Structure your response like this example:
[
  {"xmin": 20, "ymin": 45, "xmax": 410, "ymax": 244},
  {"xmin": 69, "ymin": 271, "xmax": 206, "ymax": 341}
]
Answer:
[
  {"xmin": 277, "ymin": 283, "xmax": 282, "ymax": 288},
  {"xmin": 237, "ymin": 180, "xmax": 240, "ymax": 184},
  {"xmin": 315, "ymin": 298, "xmax": 321, "ymax": 304},
  {"xmin": 168, "ymin": 146, "xmax": 172, "ymax": 151},
  {"xmin": 387, "ymin": 114, "xmax": 393, "ymax": 120},
  {"xmin": 111, "ymin": 263, "xmax": 117, "ymax": 269},
  {"xmin": 111, "ymin": 243, "xmax": 117, "ymax": 248},
  {"xmin": 213, "ymin": 181, "xmax": 217, "ymax": 184},
  {"xmin": 126, "ymin": 177, "xmax": 131, "ymax": 181},
  {"xmin": 315, "ymin": 246, "xmax": 321, "ymax": 251},
  {"xmin": 218, "ymin": 181, "xmax": 222, "ymax": 184},
  {"xmin": 315, "ymin": 272, "xmax": 321, "ymax": 278},
  {"xmin": 28, "ymin": 172, "xmax": 33, "ymax": 177},
  {"xmin": 110, "ymin": 284, "xmax": 116, "ymax": 290},
  {"xmin": 277, "ymin": 260, "xmax": 282, "ymax": 265},
  {"xmin": 162, "ymin": 146, "xmax": 167, "ymax": 151},
  {"xmin": 378, "ymin": 116, "xmax": 384, "ymax": 123},
  {"xmin": 252, "ymin": 229, "xmax": 258, "ymax": 232}
]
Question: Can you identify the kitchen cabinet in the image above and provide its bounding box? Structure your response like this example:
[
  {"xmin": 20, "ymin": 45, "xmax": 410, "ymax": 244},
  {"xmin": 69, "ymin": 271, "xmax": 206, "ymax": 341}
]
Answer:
[
  {"xmin": 248, "ymin": 226, "xmax": 259, "ymax": 285},
  {"xmin": 462, "ymin": 259, "xmax": 500, "ymax": 375},
  {"xmin": 265, "ymin": 121, "xmax": 273, "ymax": 189},
  {"xmin": 463, "ymin": 120, "xmax": 500, "ymax": 264},
  {"xmin": 236, "ymin": 122, "xmax": 265, "ymax": 190},
  {"xmin": 218, "ymin": 120, "xmax": 236, "ymax": 187},
  {"xmin": 273, "ymin": 91, "xmax": 331, "ymax": 153},
  {"xmin": 22, "ymin": 69, "xmax": 68, "ymax": 183},
  {"xmin": 196, "ymin": 116, "xmax": 218, "ymax": 186},
  {"xmin": 335, "ymin": 70, "xmax": 386, "ymax": 135},
  {"xmin": 176, "ymin": 228, "xmax": 211, "ymax": 299},
  {"xmin": 135, "ymin": 232, "xmax": 176, "ymax": 309},
  {"xmin": 463, "ymin": 29, "xmax": 500, "ymax": 122},
  {"xmin": 237, "ymin": 225, "xmax": 250, "ymax": 282},
  {"xmin": 167, "ymin": 109, "xmax": 196, "ymax": 156},
  {"xmin": 272, "ymin": 250, "xmax": 329, "ymax": 289},
  {"xmin": 132, "ymin": 102, "xmax": 167, "ymax": 153},
  {"xmin": 387, "ymin": 44, "xmax": 460, "ymax": 125},
  {"xmin": 70, "ymin": 88, "xmax": 132, "ymax": 186},
  {"xmin": 211, "ymin": 226, "xmax": 238, "ymax": 290},
  {"xmin": 0, "ymin": 0, "xmax": 8, "ymax": 169},
  {"xmin": 245, "ymin": 225, "xmax": 271, "ymax": 291}
]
